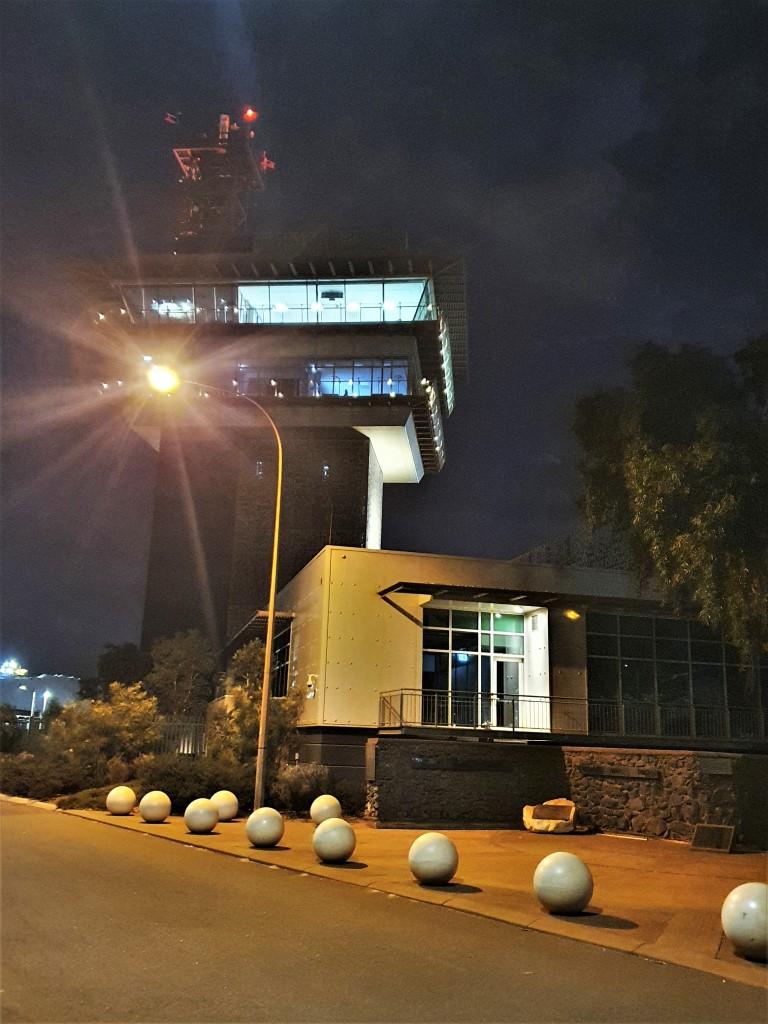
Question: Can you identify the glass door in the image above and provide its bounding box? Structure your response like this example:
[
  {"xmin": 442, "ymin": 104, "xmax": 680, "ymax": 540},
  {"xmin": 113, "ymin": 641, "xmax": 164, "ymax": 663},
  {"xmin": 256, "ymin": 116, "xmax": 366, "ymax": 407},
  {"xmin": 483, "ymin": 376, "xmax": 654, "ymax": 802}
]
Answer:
[{"xmin": 493, "ymin": 657, "xmax": 522, "ymax": 727}]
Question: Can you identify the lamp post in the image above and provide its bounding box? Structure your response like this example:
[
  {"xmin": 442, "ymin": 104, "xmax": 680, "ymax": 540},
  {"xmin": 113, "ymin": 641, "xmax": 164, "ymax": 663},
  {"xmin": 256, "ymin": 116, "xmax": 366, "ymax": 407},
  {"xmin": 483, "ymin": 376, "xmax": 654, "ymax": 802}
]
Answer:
[
  {"xmin": 18, "ymin": 684, "xmax": 36, "ymax": 729},
  {"xmin": 147, "ymin": 366, "xmax": 283, "ymax": 811}
]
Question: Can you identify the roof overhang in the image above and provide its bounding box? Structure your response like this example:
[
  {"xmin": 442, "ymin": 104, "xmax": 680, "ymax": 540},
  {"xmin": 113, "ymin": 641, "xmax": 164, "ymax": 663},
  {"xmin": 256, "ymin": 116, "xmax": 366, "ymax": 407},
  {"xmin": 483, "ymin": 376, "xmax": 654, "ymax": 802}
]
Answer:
[{"xmin": 378, "ymin": 581, "xmax": 666, "ymax": 612}]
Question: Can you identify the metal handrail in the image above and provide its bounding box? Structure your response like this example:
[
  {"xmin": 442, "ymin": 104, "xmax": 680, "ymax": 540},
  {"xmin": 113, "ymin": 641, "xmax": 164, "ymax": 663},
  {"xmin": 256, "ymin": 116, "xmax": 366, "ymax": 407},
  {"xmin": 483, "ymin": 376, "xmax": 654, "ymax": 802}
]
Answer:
[{"xmin": 378, "ymin": 689, "xmax": 766, "ymax": 742}]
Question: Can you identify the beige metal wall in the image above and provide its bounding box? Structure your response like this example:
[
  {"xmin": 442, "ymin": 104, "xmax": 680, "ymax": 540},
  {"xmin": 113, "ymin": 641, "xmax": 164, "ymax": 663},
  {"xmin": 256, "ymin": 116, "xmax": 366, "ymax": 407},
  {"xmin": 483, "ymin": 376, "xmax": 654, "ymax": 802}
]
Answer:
[
  {"xmin": 275, "ymin": 547, "xmax": 331, "ymax": 727},
  {"xmin": 277, "ymin": 545, "xmax": 651, "ymax": 730}
]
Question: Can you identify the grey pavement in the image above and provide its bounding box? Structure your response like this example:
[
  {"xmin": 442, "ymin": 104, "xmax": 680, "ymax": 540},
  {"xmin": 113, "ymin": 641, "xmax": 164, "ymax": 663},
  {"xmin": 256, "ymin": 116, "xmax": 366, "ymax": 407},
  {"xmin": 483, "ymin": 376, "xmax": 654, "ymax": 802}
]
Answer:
[
  {"xmin": 2, "ymin": 800, "xmax": 766, "ymax": 1024},
  {"xmin": 4, "ymin": 794, "xmax": 765, "ymax": 991}
]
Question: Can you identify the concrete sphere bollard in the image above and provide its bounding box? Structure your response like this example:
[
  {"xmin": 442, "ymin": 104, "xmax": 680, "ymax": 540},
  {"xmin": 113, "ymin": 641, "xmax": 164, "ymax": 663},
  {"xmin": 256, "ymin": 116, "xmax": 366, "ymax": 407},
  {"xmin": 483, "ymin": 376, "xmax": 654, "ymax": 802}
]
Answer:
[
  {"xmin": 721, "ymin": 882, "xmax": 768, "ymax": 962},
  {"xmin": 310, "ymin": 794, "xmax": 342, "ymax": 824},
  {"xmin": 533, "ymin": 851, "xmax": 594, "ymax": 914},
  {"xmin": 184, "ymin": 798, "xmax": 219, "ymax": 834},
  {"xmin": 138, "ymin": 790, "xmax": 171, "ymax": 823},
  {"xmin": 105, "ymin": 786, "xmax": 136, "ymax": 815},
  {"xmin": 408, "ymin": 832, "xmax": 459, "ymax": 885},
  {"xmin": 210, "ymin": 790, "xmax": 239, "ymax": 822},
  {"xmin": 312, "ymin": 817, "xmax": 356, "ymax": 863},
  {"xmin": 246, "ymin": 807, "xmax": 285, "ymax": 847}
]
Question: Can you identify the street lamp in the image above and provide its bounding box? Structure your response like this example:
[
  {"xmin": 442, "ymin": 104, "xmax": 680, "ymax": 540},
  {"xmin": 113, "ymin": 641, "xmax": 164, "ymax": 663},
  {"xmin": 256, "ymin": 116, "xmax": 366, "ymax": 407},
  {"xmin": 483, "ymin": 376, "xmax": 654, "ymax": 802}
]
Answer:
[
  {"xmin": 147, "ymin": 366, "xmax": 283, "ymax": 810},
  {"xmin": 18, "ymin": 684, "xmax": 36, "ymax": 729}
]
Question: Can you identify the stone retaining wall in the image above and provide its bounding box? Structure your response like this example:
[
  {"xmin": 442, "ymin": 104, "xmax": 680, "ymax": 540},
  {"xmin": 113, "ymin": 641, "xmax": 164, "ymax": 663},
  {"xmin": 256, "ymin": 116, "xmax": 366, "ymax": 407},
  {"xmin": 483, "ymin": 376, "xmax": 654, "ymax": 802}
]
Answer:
[
  {"xmin": 366, "ymin": 736, "xmax": 767, "ymax": 848},
  {"xmin": 366, "ymin": 736, "xmax": 568, "ymax": 826}
]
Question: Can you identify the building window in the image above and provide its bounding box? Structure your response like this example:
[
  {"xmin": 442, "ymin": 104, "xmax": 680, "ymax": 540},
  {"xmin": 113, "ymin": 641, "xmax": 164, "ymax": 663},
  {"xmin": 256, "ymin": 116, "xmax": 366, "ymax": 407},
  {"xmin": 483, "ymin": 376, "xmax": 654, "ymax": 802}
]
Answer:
[
  {"xmin": 585, "ymin": 613, "xmax": 764, "ymax": 739},
  {"xmin": 421, "ymin": 605, "xmax": 544, "ymax": 729},
  {"xmin": 235, "ymin": 279, "xmax": 434, "ymax": 326},
  {"xmin": 271, "ymin": 622, "xmax": 292, "ymax": 698}
]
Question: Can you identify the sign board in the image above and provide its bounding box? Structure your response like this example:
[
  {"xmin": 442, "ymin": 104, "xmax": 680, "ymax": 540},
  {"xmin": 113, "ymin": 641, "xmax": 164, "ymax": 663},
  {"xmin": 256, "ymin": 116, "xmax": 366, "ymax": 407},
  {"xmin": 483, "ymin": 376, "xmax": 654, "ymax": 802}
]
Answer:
[{"xmin": 690, "ymin": 824, "xmax": 735, "ymax": 852}]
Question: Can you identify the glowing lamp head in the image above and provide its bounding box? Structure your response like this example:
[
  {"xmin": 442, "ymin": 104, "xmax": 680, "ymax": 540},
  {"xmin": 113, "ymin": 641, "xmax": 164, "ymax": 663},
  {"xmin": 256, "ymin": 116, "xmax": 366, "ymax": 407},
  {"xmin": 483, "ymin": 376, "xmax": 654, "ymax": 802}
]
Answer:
[
  {"xmin": 243, "ymin": 107, "xmax": 259, "ymax": 123},
  {"xmin": 563, "ymin": 608, "xmax": 582, "ymax": 621},
  {"xmin": 147, "ymin": 364, "xmax": 181, "ymax": 394}
]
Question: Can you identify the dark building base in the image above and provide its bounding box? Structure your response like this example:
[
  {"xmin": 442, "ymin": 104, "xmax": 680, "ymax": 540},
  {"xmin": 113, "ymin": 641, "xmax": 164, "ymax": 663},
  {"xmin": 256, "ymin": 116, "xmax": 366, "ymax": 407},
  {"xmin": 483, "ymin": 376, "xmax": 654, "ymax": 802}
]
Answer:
[{"xmin": 292, "ymin": 730, "xmax": 768, "ymax": 850}]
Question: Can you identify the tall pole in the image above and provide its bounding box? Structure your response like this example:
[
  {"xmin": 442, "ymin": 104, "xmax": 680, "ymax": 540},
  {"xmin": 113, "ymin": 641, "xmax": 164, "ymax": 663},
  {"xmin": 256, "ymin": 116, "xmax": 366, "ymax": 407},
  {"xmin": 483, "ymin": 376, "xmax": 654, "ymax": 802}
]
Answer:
[{"xmin": 244, "ymin": 395, "xmax": 283, "ymax": 810}]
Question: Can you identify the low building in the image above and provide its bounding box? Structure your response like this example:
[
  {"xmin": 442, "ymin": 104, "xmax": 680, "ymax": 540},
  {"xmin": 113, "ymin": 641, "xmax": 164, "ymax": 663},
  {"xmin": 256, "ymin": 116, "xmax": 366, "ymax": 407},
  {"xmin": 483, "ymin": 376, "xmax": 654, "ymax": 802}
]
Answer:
[{"xmin": 266, "ymin": 545, "xmax": 767, "ymax": 844}]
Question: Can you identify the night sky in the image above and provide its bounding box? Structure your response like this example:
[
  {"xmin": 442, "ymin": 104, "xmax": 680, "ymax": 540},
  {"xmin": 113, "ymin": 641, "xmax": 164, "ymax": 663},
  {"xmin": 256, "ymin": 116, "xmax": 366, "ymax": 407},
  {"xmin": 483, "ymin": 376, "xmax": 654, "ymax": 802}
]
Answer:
[{"xmin": 2, "ymin": 1, "xmax": 766, "ymax": 677}]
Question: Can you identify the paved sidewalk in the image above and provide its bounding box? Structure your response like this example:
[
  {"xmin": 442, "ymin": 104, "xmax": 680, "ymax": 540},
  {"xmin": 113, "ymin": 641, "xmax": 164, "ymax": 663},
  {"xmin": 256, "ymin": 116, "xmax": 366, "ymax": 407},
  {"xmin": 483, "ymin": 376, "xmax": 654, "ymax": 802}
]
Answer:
[{"xmin": 47, "ymin": 801, "xmax": 766, "ymax": 991}]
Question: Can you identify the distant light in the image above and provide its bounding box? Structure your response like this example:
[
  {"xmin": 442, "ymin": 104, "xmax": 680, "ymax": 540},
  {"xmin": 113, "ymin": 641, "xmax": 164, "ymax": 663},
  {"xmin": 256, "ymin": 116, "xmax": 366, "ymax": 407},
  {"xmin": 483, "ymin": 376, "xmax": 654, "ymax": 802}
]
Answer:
[
  {"xmin": 120, "ymin": 307, "xmax": 127, "ymax": 315},
  {"xmin": 96, "ymin": 312, "xmax": 106, "ymax": 321},
  {"xmin": 147, "ymin": 364, "xmax": 181, "ymax": 394},
  {"xmin": 142, "ymin": 355, "xmax": 153, "ymax": 363},
  {"xmin": 232, "ymin": 379, "xmax": 238, "ymax": 387},
  {"xmin": 382, "ymin": 300, "xmax": 396, "ymax": 312},
  {"xmin": 347, "ymin": 378, "xmax": 354, "ymax": 387},
  {"xmin": 389, "ymin": 391, "xmax": 396, "ymax": 398},
  {"xmin": 386, "ymin": 378, "xmax": 393, "ymax": 386},
  {"xmin": 420, "ymin": 377, "xmax": 429, "ymax": 385},
  {"xmin": 564, "ymin": 609, "xmax": 582, "ymax": 621},
  {"xmin": 277, "ymin": 392, "xmax": 284, "ymax": 398},
  {"xmin": 101, "ymin": 382, "xmax": 109, "ymax": 390},
  {"xmin": 273, "ymin": 303, "xmax": 288, "ymax": 313},
  {"xmin": 243, "ymin": 107, "xmax": 259, "ymax": 123},
  {"xmin": 18, "ymin": 684, "xmax": 28, "ymax": 691},
  {"xmin": 270, "ymin": 379, "xmax": 277, "ymax": 386},
  {"xmin": 347, "ymin": 301, "xmax": 360, "ymax": 312},
  {"xmin": 311, "ymin": 302, "xmax": 323, "ymax": 313},
  {"xmin": 116, "ymin": 380, "xmax": 123, "ymax": 386}
]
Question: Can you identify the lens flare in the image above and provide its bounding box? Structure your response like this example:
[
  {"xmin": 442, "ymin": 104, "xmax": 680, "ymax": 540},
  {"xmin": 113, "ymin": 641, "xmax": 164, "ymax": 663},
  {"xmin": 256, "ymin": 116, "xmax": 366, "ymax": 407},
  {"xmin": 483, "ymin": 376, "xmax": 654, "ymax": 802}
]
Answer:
[{"xmin": 147, "ymin": 365, "xmax": 181, "ymax": 393}]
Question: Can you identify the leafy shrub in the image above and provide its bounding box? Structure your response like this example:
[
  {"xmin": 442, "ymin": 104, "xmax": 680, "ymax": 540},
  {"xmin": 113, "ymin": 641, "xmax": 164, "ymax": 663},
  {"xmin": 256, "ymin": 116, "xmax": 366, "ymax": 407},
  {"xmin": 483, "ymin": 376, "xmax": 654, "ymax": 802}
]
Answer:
[
  {"xmin": 271, "ymin": 762, "xmax": 330, "ymax": 815},
  {"xmin": 0, "ymin": 752, "xmax": 93, "ymax": 800},
  {"xmin": 106, "ymin": 756, "xmax": 132, "ymax": 784},
  {"xmin": 136, "ymin": 754, "xmax": 254, "ymax": 814},
  {"xmin": 56, "ymin": 783, "xmax": 125, "ymax": 810},
  {"xmin": 1, "ymin": 704, "xmax": 24, "ymax": 754},
  {"xmin": 46, "ymin": 683, "xmax": 161, "ymax": 765},
  {"xmin": 333, "ymin": 778, "xmax": 366, "ymax": 818}
]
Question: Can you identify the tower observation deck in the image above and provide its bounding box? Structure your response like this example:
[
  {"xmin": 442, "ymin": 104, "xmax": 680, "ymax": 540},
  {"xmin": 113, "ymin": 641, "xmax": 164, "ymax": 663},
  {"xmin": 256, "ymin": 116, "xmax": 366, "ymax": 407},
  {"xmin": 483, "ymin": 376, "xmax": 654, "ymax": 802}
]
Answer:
[{"xmin": 85, "ymin": 109, "xmax": 467, "ymax": 652}]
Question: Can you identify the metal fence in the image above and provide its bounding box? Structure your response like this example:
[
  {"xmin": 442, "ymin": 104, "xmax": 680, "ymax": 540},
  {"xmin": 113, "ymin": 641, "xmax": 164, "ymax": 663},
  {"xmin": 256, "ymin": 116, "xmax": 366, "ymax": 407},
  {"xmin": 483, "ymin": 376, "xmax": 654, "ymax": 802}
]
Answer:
[
  {"xmin": 379, "ymin": 689, "xmax": 766, "ymax": 743},
  {"xmin": 154, "ymin": 718, "xmax": 208, "ymax": 756}
]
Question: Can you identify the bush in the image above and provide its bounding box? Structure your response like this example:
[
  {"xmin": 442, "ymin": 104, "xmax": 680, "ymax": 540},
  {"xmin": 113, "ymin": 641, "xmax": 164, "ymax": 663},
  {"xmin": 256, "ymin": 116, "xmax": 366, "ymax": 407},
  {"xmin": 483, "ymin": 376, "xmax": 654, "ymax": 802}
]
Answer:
[
  {"xmin": 56, "ymin": 783, "xmax": 125, "ymax": 810},
  {"xmin": 334, "ymin": 778, "xmax": 367, "ymax": 818},
  {"xmin": 270, "ymin": 762, "xmax": 330, "ymax": 815},
  {"xmin": 136, "ymin": 754, "xmax": 254, "ymax": 814},
  {"xmin": 0, "ymin": 752, "xmax": 93, "ymax": 800}
]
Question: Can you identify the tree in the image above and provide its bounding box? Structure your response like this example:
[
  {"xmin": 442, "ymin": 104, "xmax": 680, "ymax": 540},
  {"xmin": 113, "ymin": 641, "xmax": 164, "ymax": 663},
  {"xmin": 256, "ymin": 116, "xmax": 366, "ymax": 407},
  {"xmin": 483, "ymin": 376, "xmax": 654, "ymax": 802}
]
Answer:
[
  {"xmin": 97, "ymin": 643, "xmax": 152, "ymax": 688},
  {"xmin": 206, "ymin": 639, "xmax": 302, "ymax": 774},
  {"xmin": 574, "ymin": 335, "xmax": 768, "ymax": 662},
  {"xmin": 143, "ymin": 630, "xmax": 216, "ymax": 717},
  {"xmin": 46, "ymin": 682, "xmax": 161, "ymax": 766}
]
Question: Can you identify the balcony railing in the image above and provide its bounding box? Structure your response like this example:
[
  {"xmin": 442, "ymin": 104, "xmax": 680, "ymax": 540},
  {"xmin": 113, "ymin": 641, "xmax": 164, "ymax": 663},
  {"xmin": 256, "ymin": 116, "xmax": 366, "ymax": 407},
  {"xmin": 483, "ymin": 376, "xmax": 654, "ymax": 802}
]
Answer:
[{"xmin": 378, "ymin": 689, "xmax": 766, "ymax": 744}]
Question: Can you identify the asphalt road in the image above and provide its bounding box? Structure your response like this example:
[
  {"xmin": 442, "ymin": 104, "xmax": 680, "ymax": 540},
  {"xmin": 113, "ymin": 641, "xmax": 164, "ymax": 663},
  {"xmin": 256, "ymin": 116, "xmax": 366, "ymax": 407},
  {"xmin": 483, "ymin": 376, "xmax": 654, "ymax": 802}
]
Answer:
[{"xmin": 1, "ymin": 803, "xmax": 764, "ymax": 1024}]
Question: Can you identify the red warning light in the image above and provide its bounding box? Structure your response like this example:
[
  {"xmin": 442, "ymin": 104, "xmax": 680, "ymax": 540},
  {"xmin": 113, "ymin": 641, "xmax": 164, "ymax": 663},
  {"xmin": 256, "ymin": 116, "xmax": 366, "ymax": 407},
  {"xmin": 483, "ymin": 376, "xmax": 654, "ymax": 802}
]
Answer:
[{"xmin": 243, "ymin": 107, "xmax": 259, "ymax": 123}]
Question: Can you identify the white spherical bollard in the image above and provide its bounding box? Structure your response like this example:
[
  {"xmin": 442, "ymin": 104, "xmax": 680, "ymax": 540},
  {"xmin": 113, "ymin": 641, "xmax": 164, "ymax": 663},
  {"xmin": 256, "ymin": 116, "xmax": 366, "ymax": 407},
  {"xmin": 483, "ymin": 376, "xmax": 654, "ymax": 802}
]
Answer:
[
  {"xmin": 105, "ymin": 786, "xmax": 136, "ymax": 815},
  {"xmin": 533, "ymin": 851, "xmax": 594, "ymax": 914},
  {"xmin": 184, "ymin": 798, "xmax": 219, "ymax": 834},
  {"xmin": 408, "ymin": 832, "xmax": 459, "ymax": 885},
  {"xmin": 246, "ymin": 807, "xmax": 285, "ymax": 847},
  {"xmin": 138, "ymin": 790, "xmax": 171, "ymax": 823},
  {"xmin": 721, "ymin": 882, "xmax": 768, "ymax": 962},
  {"xmin": 310, "ymin": 794, "xmax": 342, "ymax": 824},
  {"xmin": 312, "ymin": 817, "xmax": 356, "ymax": 863},
  {"xmin": 210, "ymin": 790, "xmax": 239, "ymax": 822}
]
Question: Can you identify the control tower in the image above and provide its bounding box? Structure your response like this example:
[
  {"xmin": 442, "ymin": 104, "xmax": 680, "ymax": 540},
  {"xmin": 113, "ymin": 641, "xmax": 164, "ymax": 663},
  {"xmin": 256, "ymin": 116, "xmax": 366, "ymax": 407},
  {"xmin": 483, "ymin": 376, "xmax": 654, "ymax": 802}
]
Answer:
[{"xmin": 87, "ymin": 110, "xmax": 467, "ymax": 653}]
